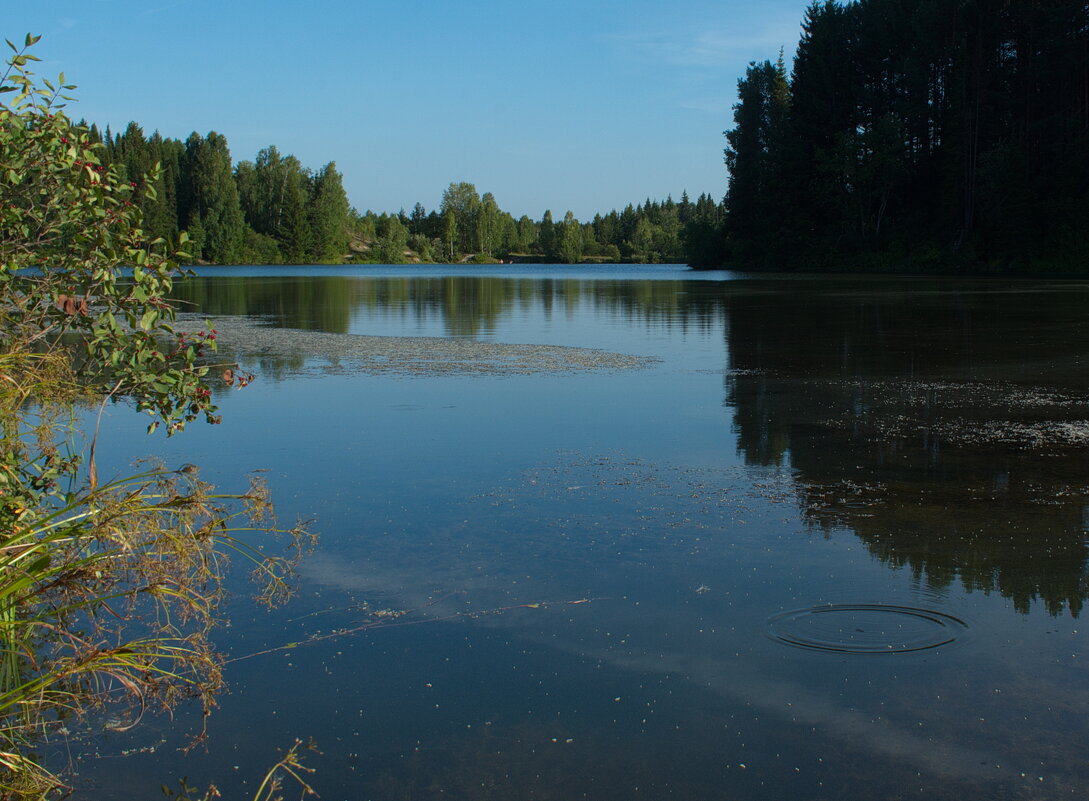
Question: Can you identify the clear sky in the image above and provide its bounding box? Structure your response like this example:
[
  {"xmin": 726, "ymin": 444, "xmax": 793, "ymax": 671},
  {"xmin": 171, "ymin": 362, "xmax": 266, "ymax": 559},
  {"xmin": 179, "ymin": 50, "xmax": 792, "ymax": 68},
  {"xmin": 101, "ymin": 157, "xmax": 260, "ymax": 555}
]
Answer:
[{"xmin": 8, "ymin": 1, "xmax": 809, "ymax": 221}]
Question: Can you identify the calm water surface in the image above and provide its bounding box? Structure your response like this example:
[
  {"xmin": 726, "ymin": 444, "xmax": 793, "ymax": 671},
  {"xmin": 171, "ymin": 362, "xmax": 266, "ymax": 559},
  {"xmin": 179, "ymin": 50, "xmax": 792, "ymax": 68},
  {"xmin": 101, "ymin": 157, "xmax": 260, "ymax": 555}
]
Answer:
[{"xmin": 77, "ymin": 265, "xmax": 1089, "ymax": 800}]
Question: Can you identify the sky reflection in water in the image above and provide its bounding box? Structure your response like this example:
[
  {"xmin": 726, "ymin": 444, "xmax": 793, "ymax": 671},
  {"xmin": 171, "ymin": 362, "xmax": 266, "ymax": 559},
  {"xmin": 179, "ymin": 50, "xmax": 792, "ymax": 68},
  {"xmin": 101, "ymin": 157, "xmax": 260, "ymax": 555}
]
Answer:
[{"xmin": 77, "ymin": 267, "xmax": 1089, "ymax": 800}]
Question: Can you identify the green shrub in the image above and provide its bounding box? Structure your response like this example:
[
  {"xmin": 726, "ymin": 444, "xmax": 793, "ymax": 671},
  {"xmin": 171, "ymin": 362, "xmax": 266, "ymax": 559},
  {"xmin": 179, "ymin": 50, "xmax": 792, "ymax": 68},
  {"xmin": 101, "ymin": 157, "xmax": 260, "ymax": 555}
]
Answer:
[{"xmin": 0, "ymin": 35, "xmax": 312, "ymax": 796}]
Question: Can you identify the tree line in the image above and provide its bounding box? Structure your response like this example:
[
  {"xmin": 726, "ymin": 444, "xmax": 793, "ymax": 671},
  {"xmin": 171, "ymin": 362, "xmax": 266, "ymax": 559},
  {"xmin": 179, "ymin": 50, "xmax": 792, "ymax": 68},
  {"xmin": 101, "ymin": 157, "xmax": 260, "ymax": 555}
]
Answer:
[
  {"xmin": 357, "ymin": 181, "xmax": 724, "ymax": 264},
  {"xmin": 81, "ymin": 0, "xmax": 1087, "ymax": 272},
  {"xmin": 89, "ymin": 123, "xmax": 717, "ymax": 265},
  {"xmin": 87, "ymin": 122, "xmax": 351, "ymax": 264},
  {"xmin": 703, "ymin": 0, "xmax": 1089, "ymax": 272}
]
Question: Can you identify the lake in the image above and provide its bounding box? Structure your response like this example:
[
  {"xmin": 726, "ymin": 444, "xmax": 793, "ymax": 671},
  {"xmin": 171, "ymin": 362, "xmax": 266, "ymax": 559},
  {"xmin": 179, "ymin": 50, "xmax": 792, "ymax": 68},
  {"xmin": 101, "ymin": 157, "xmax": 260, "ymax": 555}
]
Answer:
[{"xmin": 75, "ymin": 265, "xmax": 1089, "ymax": 800}]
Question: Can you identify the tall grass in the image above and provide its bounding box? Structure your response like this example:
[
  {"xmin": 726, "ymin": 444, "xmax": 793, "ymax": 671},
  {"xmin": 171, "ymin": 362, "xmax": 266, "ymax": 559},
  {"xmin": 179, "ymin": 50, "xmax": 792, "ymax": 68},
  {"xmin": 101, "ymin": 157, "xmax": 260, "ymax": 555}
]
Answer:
[
  {"xmin": 2, "ymin": 36, "xmax": 318, "ymax": 795},
  {"xmin": 0, "ymin": 350, "xmax": 313, "ymax": 797}
]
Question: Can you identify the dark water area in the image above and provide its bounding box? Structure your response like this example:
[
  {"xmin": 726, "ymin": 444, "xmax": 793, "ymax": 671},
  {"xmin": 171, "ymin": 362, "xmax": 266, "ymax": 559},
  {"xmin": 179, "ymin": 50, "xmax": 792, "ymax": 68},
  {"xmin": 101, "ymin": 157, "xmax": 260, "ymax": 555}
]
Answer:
[{"xmin": 74, "ymin": 266, "xmax": 1089, "ymax": 800}]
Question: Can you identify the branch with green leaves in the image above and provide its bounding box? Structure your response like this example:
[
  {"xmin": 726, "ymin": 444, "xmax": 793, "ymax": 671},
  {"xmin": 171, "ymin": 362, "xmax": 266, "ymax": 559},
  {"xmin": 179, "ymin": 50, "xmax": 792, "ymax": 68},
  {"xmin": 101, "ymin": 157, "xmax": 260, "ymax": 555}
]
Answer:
[{"xmin": 1, "ymin": 34, "xmax": 315, "ymax": 798}]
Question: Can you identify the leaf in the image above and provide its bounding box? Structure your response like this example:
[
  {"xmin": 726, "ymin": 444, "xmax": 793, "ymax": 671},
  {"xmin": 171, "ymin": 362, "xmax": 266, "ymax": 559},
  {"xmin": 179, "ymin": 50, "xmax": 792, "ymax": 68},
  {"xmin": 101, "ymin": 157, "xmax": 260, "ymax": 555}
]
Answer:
[
  {"xmin": 25, "ymin": 33, "xmax": 41, "ymax": 46},
  {"xmin": 25, "ymin": 554, "xmax": 50, "ymax": 574}
]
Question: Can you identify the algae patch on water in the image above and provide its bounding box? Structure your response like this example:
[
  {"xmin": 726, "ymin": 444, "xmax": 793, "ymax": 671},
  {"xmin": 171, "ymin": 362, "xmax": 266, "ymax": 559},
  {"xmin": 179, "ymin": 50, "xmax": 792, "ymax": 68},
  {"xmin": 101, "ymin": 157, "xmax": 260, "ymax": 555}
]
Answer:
[{"xmin": 175, "ymin": 314, "xmax": 657, "ymax": 378}]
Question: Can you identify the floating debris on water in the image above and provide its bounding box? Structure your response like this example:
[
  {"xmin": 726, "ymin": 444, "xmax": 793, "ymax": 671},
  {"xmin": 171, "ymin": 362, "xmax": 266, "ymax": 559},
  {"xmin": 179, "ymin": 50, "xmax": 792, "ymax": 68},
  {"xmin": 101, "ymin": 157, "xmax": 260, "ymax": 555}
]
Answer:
[{"xmin": 174, "ymin": 314, "xmax": 658, "ymax": 377}]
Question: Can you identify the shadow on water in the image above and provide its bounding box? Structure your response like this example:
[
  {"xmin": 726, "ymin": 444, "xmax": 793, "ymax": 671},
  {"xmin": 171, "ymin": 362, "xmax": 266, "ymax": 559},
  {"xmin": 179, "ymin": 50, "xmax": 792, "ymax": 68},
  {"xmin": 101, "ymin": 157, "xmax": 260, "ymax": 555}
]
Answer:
[
  {"xmin": 175, "ymin": 271, "xmax": 1089, "ymax": 618},
  {"xmin": 723, "ymin": 276, "xmax": 1089, "ymax": 617},
  {"xmin": 67, "ymin": 268, "xmax": 1089, "ymax": 800}
]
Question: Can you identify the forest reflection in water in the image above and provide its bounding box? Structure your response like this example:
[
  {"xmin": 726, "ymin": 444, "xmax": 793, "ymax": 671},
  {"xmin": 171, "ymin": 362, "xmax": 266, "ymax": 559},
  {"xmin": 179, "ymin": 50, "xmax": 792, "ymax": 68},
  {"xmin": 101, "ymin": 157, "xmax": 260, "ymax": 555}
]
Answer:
[
  {"xmin": 170, "ymin": 269, "xmax": 724, "ymax": 338},
  {"xmin": 174, "ymin": 269, "xmax": 1089, "ymax": 619},
  {"xmin": 65, "ymin": 266, "xmax": 1089, "ymax": 800},
  {"xmin": 723, "ymin": 277, "xmax": 1089, "ymax": 617},
  {"xmin": 55, "ymin": 267, "xmax": 1075, "ymax": 801}
]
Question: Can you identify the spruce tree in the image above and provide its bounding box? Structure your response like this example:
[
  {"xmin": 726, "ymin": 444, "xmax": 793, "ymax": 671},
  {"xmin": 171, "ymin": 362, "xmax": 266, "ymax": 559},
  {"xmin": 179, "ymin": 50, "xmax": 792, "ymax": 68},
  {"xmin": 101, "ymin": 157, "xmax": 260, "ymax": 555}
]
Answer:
[
  {"xmin": 180, "ymin": 132, "xmax": 245, "ymax": 263},
  {"xmin": 308, "ymin": 162, "xmax": 350, "ymax": 262}
]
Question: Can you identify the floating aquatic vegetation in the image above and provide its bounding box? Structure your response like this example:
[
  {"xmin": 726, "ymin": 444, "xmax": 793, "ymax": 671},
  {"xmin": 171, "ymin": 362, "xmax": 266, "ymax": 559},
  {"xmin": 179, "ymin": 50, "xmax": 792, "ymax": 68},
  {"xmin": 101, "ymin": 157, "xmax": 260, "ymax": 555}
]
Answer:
[{"xmin": 173, "ymin": 315, "xmax": 658, "ymax": 378}]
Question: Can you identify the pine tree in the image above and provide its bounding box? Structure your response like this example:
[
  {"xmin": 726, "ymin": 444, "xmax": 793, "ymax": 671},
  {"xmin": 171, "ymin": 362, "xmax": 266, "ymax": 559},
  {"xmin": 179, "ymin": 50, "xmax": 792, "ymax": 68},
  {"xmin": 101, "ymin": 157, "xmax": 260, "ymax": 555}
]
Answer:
[
  {"xmin": 308, "ymin": 162, "xmax": 350, "ymax": 262},
  {"xmin": 180, "ymin": 132, "xmax": 245, "ymax": 263},
  {"xmin": 538, "ymin": 210, "xmax": 556, "ymax": 260},
  {"xmin": 558, "ymin": 211, "xmax": 583, "ymax": 263}
]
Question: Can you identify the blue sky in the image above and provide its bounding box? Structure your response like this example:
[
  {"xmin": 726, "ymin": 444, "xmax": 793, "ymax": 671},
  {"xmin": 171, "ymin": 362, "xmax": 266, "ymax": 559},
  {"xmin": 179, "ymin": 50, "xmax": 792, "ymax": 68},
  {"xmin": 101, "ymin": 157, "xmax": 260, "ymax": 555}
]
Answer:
[{"xmin": 9, "ymin": 1, "xmax": 809, "ymax": 220}]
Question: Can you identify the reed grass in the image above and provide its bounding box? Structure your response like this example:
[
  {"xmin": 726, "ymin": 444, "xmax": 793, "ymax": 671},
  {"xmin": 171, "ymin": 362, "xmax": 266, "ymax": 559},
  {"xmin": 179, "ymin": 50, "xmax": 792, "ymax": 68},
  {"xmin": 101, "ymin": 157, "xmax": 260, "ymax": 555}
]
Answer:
[
  {"xmin": 1, "ymin": 37, "xmax": 316, "ymax": 796},
  {"xmin": 0, "ymin": 351, "xmax": 313, "ymax": 797}
]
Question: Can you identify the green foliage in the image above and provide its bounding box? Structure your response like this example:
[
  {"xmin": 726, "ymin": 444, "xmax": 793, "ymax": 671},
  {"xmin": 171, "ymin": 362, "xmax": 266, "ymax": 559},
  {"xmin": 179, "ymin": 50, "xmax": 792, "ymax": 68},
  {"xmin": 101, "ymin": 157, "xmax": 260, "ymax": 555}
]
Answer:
[
  {"xmin": 0, "ymin": 36, "xmax": 314, "ymax": 796},
  {"xmin": 440, "ymin": 182, "xmax": 481, "ymax": 256},
  {"xmin": 712, "ymin": 0, "xmax": 1089, "ymax": 272},
  {"xmin": 180, "ymin": 132, "xmax": 245, "ymax": 264},
  {"xmin": 241, "ymin": 227, "xmax": 284, "ymax": 265},
  {"xmin": 0, "ymin": 44, "xmax": 218, "ymax": 436},
  {"xmin": 308, "ymin": 162, "xmax": 350, "ymax": 262},
  {"xmin": 723, "ymin": 57, "xmax": 790, "ymax": 262},
  {"xmin": 682, "ymin": 193, "xmax": 726, "ymax": 268},
  {"xmin": 0, "ymin": 463, "xmax": 310, "ymax": 794},
  {"xmin": 54, "ymin": 130, "xmax": 358, "ymax": 268},
  {"xmin": 275, "ymin": 164, "xmax": 314, "ymax": 263},
  {"xmin": 350, "ymin": 208, "xmax": 377, "ymax": 242},
  {"xmin": 234, "ymin": 151, "xmax": 350, "ymax": 265},
  {"xmin": 408, "ymin": 232, "xmax": 436, "ymax": 262},
  {"xmin": 557, "ymin": 211, "xmax": 583, "ymax": 264},
  {"xmin": 373, "ymin": 215, "xmax": 408, "ymax": 264},
  {"xmin": 538, "ymin": 209, "xmax": 556, "ymax": 260},
  {"xmin": 475, "ymin": 192, "xmax": 500, "ymax": 256},
  {"xmin": 514, "ymin": 215, "xmax": 537, "ymax": 253},
  {"xmin": 13, "ymin": 60, "xmax": 720, "ymax": 269},
  {"xmin": 352, "ymin": 193, "xmax": 701, "ymax": 266}
]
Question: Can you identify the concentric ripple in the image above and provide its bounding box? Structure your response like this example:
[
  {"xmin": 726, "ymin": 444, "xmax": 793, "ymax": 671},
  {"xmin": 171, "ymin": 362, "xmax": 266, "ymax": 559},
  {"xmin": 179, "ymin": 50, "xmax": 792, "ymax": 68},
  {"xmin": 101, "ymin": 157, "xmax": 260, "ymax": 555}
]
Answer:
[{"xmin": 766, "ymin": 604, "xmax": 968, "ymax": 654}]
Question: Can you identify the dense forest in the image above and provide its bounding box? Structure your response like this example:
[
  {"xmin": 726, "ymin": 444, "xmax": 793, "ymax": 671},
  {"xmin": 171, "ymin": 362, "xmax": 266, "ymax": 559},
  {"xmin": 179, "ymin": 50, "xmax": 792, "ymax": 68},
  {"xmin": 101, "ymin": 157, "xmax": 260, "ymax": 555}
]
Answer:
[
  {"xmin": 365, "ymin": 184, "xmax": 723, "ymax": 265},
  {"xmin": 88, "ymin": 122, "xmax": 353, "ymax": 264},
  {"xmin": 91, "ymin": 0, "xmax": 1087, "ymax": 271},
  {"xmin": 89, "ymin": 123, "xmax": 710, "ymax": 265},
  {"xmin": 702, "ymin": 0, "xmax": 1089, "ymax": 272}
]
